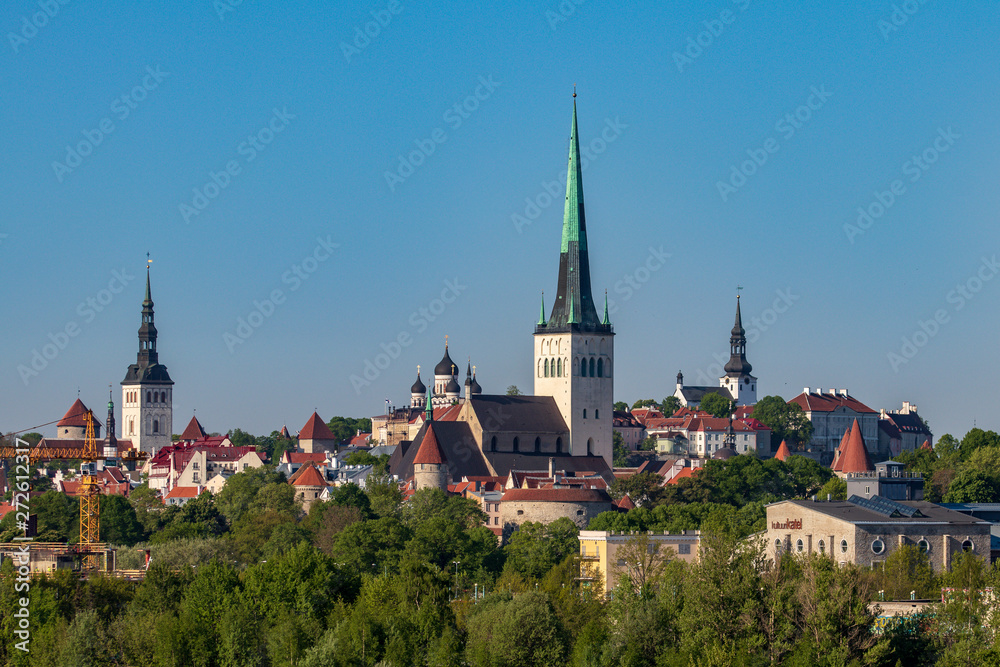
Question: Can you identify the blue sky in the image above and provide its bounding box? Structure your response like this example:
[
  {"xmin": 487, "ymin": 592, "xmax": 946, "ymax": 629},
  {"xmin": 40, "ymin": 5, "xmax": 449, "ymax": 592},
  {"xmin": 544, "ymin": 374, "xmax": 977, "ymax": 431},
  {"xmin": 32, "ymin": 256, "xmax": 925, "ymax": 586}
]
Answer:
[{"xmin": 2, "ymin": 0, "xmax": 998, "ymax": 441}]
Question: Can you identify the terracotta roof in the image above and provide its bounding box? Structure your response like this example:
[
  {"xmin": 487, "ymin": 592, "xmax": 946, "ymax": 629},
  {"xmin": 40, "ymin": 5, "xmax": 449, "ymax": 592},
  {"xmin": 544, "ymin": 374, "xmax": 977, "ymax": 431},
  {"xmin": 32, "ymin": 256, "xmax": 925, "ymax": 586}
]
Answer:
[
  {"xmin": 280, "ymin": 425, "xmax": 291, "ymax": 439},
  {"xmin": 165, "ymin": 486, "xmax": 201, "ymax": 499},
  {"xmin": 920, "ymin": 439, "xmax": 933, "ymax": 451},
  {"xmin": 0, "ymin": 504, "xmax": 15, "ymax": 521},
  {"xmin": 299, "ymin": 413, "xmax": 336, "ymax": 441},
  {"xmin": 831, "ymin": 427, "xmax": 851, "ymax": 472},
  {"xmin": 839, "ymin": 419, "xmax": 874, "ymax": 473},
  {"xmin": 180, "ymin": 416, "xmax": 207, "ymax": 441},
  {"xmin": 666, "ymin": 468, "xmax": 696, "ymax": 484},
  {"xmin": 290, "ymin": 462, "xmax": 328, "ymax": 487},
  {"xmin": 413, "ymin": 424, "xmax": 447, "ymax": 465},
  {"xmin": 348, "ymin": 433, "xmax": 371, "ymax": 446},
  {"xmin": 774, "ymin": 440, "xmax": 791, "ymax": 462},
  {"xmin": 616, "ymin": 494, "xmax": 636, "ymax": 510},
  {"xmin": 500, "ymin": 487, "xmax": 611, "ymax": 503},
  {"xmin": 612, "ymin": 411, "xmax": 644, "ymax": 428},
  {"xmin": 283, "ymin": 452, "xmax": 326, "ymax": 465},
  {"xmin": 58, "ymin": 399, "xmax": 101, "ymax": 428},
  {"xmin": 788, "ymin": 392, "xmax": 876, "ymax": 414}
]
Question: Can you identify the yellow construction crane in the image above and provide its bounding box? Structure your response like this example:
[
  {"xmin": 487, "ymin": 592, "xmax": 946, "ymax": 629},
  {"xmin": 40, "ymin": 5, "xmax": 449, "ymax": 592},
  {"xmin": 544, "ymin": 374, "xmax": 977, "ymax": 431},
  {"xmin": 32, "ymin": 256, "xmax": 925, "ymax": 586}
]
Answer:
[{"xmin": 0, "ymin": 408, "xmax": 147, "ymax": 570}]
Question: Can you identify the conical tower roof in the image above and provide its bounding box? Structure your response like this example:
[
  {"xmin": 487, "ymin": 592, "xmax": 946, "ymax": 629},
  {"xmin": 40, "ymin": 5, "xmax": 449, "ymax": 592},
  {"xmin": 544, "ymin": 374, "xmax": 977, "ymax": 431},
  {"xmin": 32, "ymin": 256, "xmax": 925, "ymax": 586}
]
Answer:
[
  {"xmin": 413, "ymin": 423, "xmax": 447, "ymax": 465},
  {"xmin": 839, "ymin": 419, "xmax": 874, "ymax": 473},
  {"xmin": 831, "ymin": 427, "xmax": 851, "ymax": 472},
  {"xmin": 299, "ymin": 412, "xmax": 336, "ymax": 441},
  {"xmin": 774, "ymin": 440, "xmax": 791, "ymax": 462},
  {"xmin": 180, "ymin": 415, "xmax": 207, "ymax": 441}
]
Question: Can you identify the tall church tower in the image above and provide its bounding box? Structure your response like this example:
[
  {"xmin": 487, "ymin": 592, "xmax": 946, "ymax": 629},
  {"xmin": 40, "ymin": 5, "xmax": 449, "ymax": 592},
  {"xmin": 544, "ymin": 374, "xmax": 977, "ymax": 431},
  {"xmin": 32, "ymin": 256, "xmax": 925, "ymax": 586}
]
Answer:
[
  {"xmin": 121, "ymin": 266, "xmax": 173, "ymax": 455},
  {"xmin": 533, "ymin": 95, "xmax": 614, "ymax": 464},
  {"xmin": 719, "ymin": 295, "xmax": 757, "ymax": 406}
]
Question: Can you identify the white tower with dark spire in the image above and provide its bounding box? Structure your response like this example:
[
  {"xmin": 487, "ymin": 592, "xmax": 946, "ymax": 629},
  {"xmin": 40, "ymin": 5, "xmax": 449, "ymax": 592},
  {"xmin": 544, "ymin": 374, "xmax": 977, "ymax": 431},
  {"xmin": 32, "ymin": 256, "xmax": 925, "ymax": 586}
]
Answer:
[
  {"xmin": 719, "ymin": 295, "xmax": 757, "ymax": 406},
  {"xmin": 121, "ymin": 265, "xmax": 174, "ymax": 455},
  {"xmin": 533, "ymin": 96, "xmax": 615, "ymax": 465}
]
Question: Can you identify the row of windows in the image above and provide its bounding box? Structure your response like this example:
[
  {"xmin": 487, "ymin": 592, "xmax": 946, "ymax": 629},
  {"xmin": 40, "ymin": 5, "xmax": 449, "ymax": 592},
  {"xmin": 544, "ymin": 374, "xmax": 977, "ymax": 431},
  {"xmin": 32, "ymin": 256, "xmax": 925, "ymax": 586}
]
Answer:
[
  {"xmin": 536, "ymin": 357, "xmax": 612, "ymax": 378},
  {"xmin": 485, "ymin": 436, "xmax": 597, "ymax": 455},
  {"xmin": 538, "ymin": 337, "xmax": 610, "ymax": 356},
  {"xmin": 778, "ymin": 537, "xmax": 976, "ymax": 556},
  {"xmin": 582, "ymin": 409, "xmax": 599, "ymax": 419},
  {"xmin": 124, "ymin": 390, "xmax": 170, "ymax": 405}
]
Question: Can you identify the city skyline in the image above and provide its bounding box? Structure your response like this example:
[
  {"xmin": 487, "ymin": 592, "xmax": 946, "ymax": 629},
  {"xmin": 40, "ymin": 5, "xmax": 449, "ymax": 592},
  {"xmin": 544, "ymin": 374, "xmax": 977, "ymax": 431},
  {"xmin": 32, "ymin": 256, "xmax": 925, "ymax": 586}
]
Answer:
[{"xmin": 3, "ymin": 1, "xmax": 998, "ymax": 441}]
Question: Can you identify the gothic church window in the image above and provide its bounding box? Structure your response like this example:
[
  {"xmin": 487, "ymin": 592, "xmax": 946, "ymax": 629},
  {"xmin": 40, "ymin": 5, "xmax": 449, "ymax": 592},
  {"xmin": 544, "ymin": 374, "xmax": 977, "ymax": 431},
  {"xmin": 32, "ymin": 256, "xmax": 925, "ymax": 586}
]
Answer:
[
  {"xmin": 589, "ymin": 358, "xmax": 595, "ymax": 376},
  {"xmin": 597, "ymin": 358, "xmax": 603, "ymax": 377}
]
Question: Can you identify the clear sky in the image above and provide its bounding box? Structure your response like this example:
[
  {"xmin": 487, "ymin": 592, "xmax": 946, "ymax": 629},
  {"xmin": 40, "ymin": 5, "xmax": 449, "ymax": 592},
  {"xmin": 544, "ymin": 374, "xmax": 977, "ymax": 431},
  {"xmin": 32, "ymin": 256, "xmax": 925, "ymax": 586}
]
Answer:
[{"xmin": 2, "ymin": 1, "xmax": 998, "ymax": 441}]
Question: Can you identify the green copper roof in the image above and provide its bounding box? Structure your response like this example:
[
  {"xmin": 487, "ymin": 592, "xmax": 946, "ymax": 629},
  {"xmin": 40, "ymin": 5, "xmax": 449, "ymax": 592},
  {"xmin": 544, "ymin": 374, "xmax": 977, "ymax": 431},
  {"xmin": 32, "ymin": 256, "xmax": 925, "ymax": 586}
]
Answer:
[
  {"xmin": 568, "ymin": 290, "xmax": 578, "ymax": 324},
  {"xmin": 602, "ymin": 290, "xmax": 611, "ymax": 326},
  {"xmin": 561, "ymin": 100, "xmax": 587, "ymax": 255},
  {"xmin": 425, "ymin": 386, "xmax": 433, "ymax": 419},
  {"xmin": 538, "ymin": 292, "xmax": 546, "ymax": 326}
]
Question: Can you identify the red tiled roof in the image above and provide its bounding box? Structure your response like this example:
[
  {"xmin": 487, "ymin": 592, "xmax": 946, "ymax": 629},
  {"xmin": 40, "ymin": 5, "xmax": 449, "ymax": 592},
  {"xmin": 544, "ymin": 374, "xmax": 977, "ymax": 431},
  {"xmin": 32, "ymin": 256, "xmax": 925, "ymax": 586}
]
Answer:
[
  {"xmin": 165, "ymin": 486, "xmax": 201, "ymax": 499},
  {"xmin": 500, "ymin": 487, "xmax": 611, "ymax": 503},
  {"xmin": 348, "ymin": 433, "xmax": 371, "ymax": 446},
  {"xmin": 920, "ymin": 439, "xmax": 933, "ymax": 451},
  {"xmin": 180, "ymin": 416, "xmax": 207, "ymax": 441},
  {"xmin": 616, "ymin": 494, "xmax": 636, "ymax": 510},
  {"xmin": 838, "ymin": 419, "xmax": 874, "ymax": 473},
  {"xmin": 280, "ymin": 425, "xmax": 291, "ymax": 439},
  {"xmin": 283, "ymin": 452, "xmax": 326, "ymax": 465},
  {"xmin": 290, "ymin": 462, "xmax": 328, "ymax": 487},
  {"xmin": 666, "ymin": 468, "xmax": 696, "ymax": 485},
  {"xmin": 58, "ymin": 399, "xmax": 101, "ymax": 428},
  {"xmin": 831, "ymin": 427, "xmax": 851, "ymax": 472},
  {"xmin": 774, "ymin": 440, "xmax": 791, "ymax": 462},
  {"xmin": 788, "ymin": 392, "xmax": 876, "ymax": 414},
  {"xmin": 0, "ymin": 503, "xmax": 16, "ymax": 521},
  {"xmin": 413, "ymin": 424, "xmax": 447, "ymax": 465},
  {"xmin": 299, "ymin": 413, "xmax": 336, "ymax": 441}
]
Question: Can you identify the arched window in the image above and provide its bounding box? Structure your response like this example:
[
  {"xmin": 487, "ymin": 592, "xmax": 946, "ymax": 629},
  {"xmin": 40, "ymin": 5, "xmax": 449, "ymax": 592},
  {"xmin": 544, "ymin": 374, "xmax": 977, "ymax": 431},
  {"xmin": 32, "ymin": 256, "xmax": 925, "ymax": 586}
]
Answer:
[
  {"xmin": 594, "ymin": 409, "xmax": 599, "ymax": 419},
  {"xmin": 537, "ymin": 360, "xmax": 543, "ymax": 378},
  {"xmin": 583, "ymin": 409, "xmax": 587, "ymax": 419},
  {"xmin": 153, "ymin": 419, "xmax": 159, "ymax": 434},
  {"xmin": 490, "ymin": 436, "xmax": 497, "ymax": 452},
  {"xmin": 544, "ymin": 359, "xmax": 549, "ymax": 378},
  {"xmin": 597, "ymin": 358, "xmax": 603, "ymax": 377},
  {"xmin": 589, "ymin": 358, "xmax": 595, "ymax": 376},
  {"xmin": 918, "ymin": 539, "xmax": 930, "ymax": 553},
  {"xmin": 556, "ymin": 437, "xmax": 563, "ymax": 453},
  {"xmin": 962, "ymin": 540, "xmax": 975, "ymax": 552},
  {"xmin": 556, "ymin": 358, "xmax": 562, "ymax": 377},
  {"xmin": 534, "ymin": 437, "xmax": 541, "ymax": 452},
  {"xmin": 818, "ymin": 539, "xmax": 825, "ymax": 554},
  {"xmin": 146, "ymin": 391, "xmax": 151, "ymax": 403},
  {"xmin": 513, "ymin": 437, "xmax": 520, "ymax": 452},
  {"xmin": 840, "ymin": 539, "xmax": 848, "ymax": 554},
  {"xmin": 587, "ymin": 438, "xmax": 594, "ymax": 455},
  {"xmin": 796, "ymin": 539, "xmax": 804, "ymax": 553},
  {"xmin": 775, "ymin": 539, "xmax": 783, "ymax": 555},
  {"xmin": 580, "ymin": 358, "xmax": 587, "ymax": 377}
]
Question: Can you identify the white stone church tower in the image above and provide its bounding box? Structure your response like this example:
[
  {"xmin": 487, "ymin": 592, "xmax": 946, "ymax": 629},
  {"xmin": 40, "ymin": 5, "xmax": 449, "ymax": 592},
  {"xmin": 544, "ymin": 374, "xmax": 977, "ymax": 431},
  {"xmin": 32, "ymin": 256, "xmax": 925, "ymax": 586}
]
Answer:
[
  {"xmin": 533, "ymin": 97, "xmax": 614, "ymax": 465},
  {"xmin": 121, "ymin": 267, "xmax": 173, "ymax": 455}
]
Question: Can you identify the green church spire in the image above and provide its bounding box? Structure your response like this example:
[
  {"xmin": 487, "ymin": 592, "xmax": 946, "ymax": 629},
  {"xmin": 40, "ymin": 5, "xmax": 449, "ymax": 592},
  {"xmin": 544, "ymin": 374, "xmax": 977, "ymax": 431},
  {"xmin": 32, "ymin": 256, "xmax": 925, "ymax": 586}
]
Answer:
[
  {"xmin": 602, "ymin": 289, "xmax": 611, "ymax": 326},
  {"xmin": 538, "ymin": 291, "xmax": 546, "ymax": 326},
  {"xmin": 568, "ymin": 290, "xmax": 578, "ymax": 324},
  {"xmin": 425, "ymin": 385, "xmax": 433, "ymax": 421}
]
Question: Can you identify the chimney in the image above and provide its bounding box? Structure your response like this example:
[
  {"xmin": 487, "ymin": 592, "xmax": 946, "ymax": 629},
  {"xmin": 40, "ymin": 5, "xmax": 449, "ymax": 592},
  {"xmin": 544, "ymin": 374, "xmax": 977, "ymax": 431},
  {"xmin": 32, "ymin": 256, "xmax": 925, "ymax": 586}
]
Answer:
[
  {"xmin": 839, "ymin": 389, "xmax": 848, "ymax": 396},
  {"xmin": 548, "ymin": 457, "xmax": 554, "ymax": 478},
  {"xmin": 827, "ymin": 388, "xmax": 837, "ymax": 396},
  {"xmin": 816, "ymin": 387, "xmax": 822, "ymax": 395},
  {"xmin": 803, "ymin": 387, "xmax": 810, "ymax": 395}
]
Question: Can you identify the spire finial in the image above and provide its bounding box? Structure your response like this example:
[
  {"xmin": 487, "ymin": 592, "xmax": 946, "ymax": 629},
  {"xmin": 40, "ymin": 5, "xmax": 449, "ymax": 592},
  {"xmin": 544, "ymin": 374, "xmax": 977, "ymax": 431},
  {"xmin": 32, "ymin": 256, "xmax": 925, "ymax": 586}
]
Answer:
[
  {"xmin": 417, "ymin": 364, "xmax": 421, "ymax": 375},
  {"xmin": 572, "ymin": 83, "xmax": 576, "ymax": 98},
  {"xmin": 445, "ymin": 334, "xmax": 448, "ymax": 349}
]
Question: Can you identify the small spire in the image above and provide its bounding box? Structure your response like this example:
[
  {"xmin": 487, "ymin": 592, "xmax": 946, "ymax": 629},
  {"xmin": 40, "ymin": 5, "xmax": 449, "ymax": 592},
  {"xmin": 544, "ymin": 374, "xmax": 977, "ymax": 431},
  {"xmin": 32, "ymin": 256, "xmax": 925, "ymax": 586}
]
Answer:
[
  {"xmin": 445, "ymin": 334, "xmax": 449, "ymax": 349},
  {"xmin": 602, "ymin": 289, "xmax": 610, "ymax": 326},
  {"xmin": 538, "ymin": 291, "xmax": 546, "ymax": 326},
  {"xmin": 425, "ymin": 386, "xmax": 433, "ymax": 421},
  {"xmin": 573, "ymin": 83, "xmax": 576, "ymax": 98}
]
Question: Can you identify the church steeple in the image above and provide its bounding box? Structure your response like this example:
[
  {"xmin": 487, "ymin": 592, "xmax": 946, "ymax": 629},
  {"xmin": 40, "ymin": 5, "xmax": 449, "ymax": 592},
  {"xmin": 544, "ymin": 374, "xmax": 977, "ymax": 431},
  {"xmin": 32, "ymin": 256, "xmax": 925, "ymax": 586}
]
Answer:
[
  {"xmin": 538, "ymin": 95, "xmax": 607, "ymax": 332},
  {"xmin": 724, "ymin": 295, "xmax": 752, "ymax": 375},
  {"xmin": 137, "ymin": 266, "xmax": 158, "ymax": 366}
]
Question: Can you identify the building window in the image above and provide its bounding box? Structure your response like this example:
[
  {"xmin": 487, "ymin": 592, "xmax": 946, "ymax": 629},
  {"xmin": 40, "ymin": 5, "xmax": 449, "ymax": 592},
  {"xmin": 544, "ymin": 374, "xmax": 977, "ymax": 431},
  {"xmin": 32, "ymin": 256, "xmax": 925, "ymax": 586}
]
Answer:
[
  {"xmin": 871, "ymin": 539, "xmax": 885, "ymax": 555},
  {"xmin": 146, "ymin": 391, "xmax": 151, "ymax": 403},
  {"xmin": 818, "ymin": 540, "xmax": 825, "ymax": 554},
  {"xmin": 513, "ymin": 437, "xmax": 519, "ymax": 452},
  {"xmin": 556, "ymin": 437, "xmax": 563, "ymax": 453},
  {"xmin": 865, "ymin": 486, "xmax": 870, "ymax": 495},
  {"xmin": 544, "ymin": 359, "xmax": 549, "ymax": 378},
  {"xmin": 193, "ymin": 462, "xmax": 199, "ymax": 470},
  {"xmin": 597, "ymin": 358, "xmax": 604, "ymax": 377},
  {"xmin": 491, "ymin": 436, "xmax": 497, "ymax": 452},
  {"xmin": 534, "ymin": 437, "xmax": 541, "ymax": 453},
  {"xmin": 580, "ymin": 358, "xmax": 587, "ymax": 377},
  {"xmin": 679, "ymin": 544, "xmax": 691, "ymax": 555},
  {"xmin": 517, "ymin": 510, "xmax": 524, "ymax": 516},
  {"xmin": 587, "ymin": 438, "xmax": 594, "ymax": 455},
  {"xmin": 583, "ymin": 409, "xmax": 587, "ymax": 419},
  {"xmin": 589, "ymin": 358, "xmax": 595, "ymax": 377},
  {"xmin": 595, "ymin": 409, "xmax": 599, "ymax": 419},
  {"xmin": 153, "ymin": 419, "xmax": 159, "ymax": 433},
  {"xmin": 557, "ymin": 358, "xmax": 562, "ymax": 377},
  {"xmin": 578, "ymin": 510, "xmax": 584, "ymax": 516},
  {"xmin": 796, "ymin": 539, "xmax": 804, "ymax": 553},
  {"xmin": 493, "ymin": 517, "xmax": 498, "ymax": 525},
  {"xmin": 918, "ymin": 539, "xmax": 930, "ymax": 553},
  {"xmin": 840, "ymin": 539, "xmax": 848, "ymax": 554},
  {"xmin": 962, "ymin": 540, "xmax": 975, "ymax": 552},
  {"xmin": 775, "ymin": 539, "xmax": 783, "ymax": 555}
]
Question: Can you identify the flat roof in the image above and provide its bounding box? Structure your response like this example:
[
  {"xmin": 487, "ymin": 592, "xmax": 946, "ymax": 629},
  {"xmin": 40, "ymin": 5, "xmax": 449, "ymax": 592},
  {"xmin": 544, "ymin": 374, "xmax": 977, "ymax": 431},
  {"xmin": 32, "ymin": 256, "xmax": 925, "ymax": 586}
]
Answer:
[{"xmin": 769, "ymin": 499, "xmax": 991, "ymax": 526}]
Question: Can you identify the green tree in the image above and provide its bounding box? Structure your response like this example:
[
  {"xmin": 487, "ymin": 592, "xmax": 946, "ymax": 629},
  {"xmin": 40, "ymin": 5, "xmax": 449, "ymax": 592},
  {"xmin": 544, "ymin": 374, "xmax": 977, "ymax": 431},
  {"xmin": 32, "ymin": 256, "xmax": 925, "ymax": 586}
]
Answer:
[
  {"xmin": 944, "ymin": 470, "xmax": 1000, "ymax": 502},
  {"xmin": 817, "ymin": 476, "xmax": 847, "ymax": 501},
  {"xmin": 608, "ymin": 471, "xmax": 665, "ymax": 505},
  {"xmin": 503, "ymin": 518, "xmax": 578, "ymax": 579},
  {"xmin": 631, "ymin": 398, "xmax": 657, "ymax": 410},
  {"xmin": 612, "ymin": 430, "xmax": 630, "ymax": 467},
  {"xmin": 661, "ymin": 396, "xmax": 681, "ymax": 416},
  {"xmin": 101, "ymin": 494, "xmax": 145, "ymax": 546},
  {"xmin": 699, "ymin": 392, "xmax": 735, "ymax": 419},
  {"xmin": 613, "ymin": 401, "xmax": 629, "ymax": 412},
  {"xmin": 465, "ymin": 591, "xmax": 568, "ymax": 667},
  {"xmin": 215, "ymin": 466, "xmax": 285, "ymax": 525},
  {"xmin": 128, "ymin": 482, "xmax": 164, "ymax": 535},
  {"xmin": 33, "ymin": 490, "xmax": 78, "ymax": 542},
  {"xmin": 326, "ymin": 416, "xmax": 373, "ymax": 444},
  {"xmin": 747, "ymin": 395, "xmax": 814, "ymax": 449},
  {"xmin": 877, "ymin": 544, "xmax": 938, "ymax": 600},
  {"xmin": 505, "ymin": 385, "xmax": 523, "ymax": 396},
  {"xmin": 959, "ymin": 428, "xmax": 1000, "ymax": 461},
  {"xmin": 366, "ymin": 472, "xmax": 404, "ymax": 518}
]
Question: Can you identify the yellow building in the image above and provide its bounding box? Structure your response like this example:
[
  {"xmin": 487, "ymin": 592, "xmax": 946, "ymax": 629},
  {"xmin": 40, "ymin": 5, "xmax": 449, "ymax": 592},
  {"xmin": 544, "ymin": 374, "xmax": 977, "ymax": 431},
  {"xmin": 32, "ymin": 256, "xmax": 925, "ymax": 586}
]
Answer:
[{"xmin": 578, "ymin": 529, "xmax": 700, "ymax": 592}]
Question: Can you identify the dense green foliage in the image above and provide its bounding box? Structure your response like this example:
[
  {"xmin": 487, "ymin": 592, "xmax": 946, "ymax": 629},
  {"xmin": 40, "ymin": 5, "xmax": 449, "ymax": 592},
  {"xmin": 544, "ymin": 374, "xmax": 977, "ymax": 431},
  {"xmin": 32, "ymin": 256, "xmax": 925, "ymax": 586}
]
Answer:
[{"xmin": 896, "ymin": 428, "xmax": 1000, "ymax": 503}]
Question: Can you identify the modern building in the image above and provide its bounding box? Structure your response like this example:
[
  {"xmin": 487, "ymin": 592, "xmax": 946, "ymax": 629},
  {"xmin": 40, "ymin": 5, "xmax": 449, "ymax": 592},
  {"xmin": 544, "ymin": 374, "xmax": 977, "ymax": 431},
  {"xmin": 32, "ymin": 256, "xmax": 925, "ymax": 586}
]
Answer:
[
  {"xmin": 579, "ymin": 529, "xmax": 701, "ymax": 592},
  {"xmin": 765, "ymin": 496, "xmax": 992, "ymax": 572},
  {"xmin": 121, "ymin": 267, "xmax": 174, "ymax": 456},
  {"xmin": 845, "ymin": 460, "xmax": 924, "ymax": 501}
]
